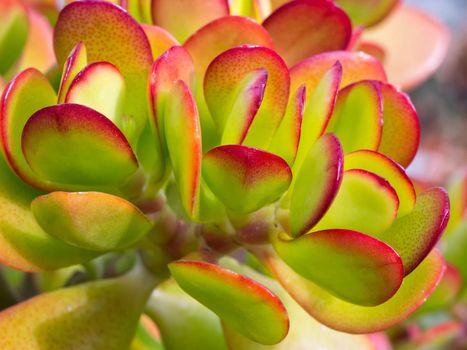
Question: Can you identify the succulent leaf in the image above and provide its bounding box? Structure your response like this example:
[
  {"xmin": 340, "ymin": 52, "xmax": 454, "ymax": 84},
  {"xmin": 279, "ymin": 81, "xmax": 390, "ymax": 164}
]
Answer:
[
  {"xmin": 169, "ymin": 260, "xmax": 289, "ymax": 345},
  {"xmin": 203, "ymin": 145, "xmax": 292, "ymax": 214},
  {"xmin": 57, "ymin": 42, "xmax": 87, "ymax": 104},
  {"xmin": 335, "ymin": 0, "xmax": 399, "ymax": 27},
  {"xmin": 141, "ymin": 24, "xmax": 179, "ymax": 60}
]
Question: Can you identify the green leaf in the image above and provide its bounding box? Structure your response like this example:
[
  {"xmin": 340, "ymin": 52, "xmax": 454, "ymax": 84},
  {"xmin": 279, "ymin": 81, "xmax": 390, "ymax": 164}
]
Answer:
[
  {"xmin": 327, "ymin": 80, "xmax": 383, "ymax": 153},
  {"xmin": 22, "ymin": 104, "xmax": 138, "ymax": 188},
  {"xmin": 0, "ymin": 266, "xmax": 155, "ymax": 349},
  {"xmin": 263, "ymin": 0, "xmax": 351, "ymax": 66},
  {"xmin": 378, "ymin": 188, "xmax": 450, "ymax": 275},
  {"xmin": 203, "ymin": 145, "xmax": 292, "ymax": 214},
  {"xmin": 142, "ymin": 24, "xmax": 179, "ymax": 60},
  {"xmin": 32, "ymin": 191, "xmax": 151, "ymax": 251},
  {"xmin": 289, "ymin": 134, "xmax": 343, "ymax": 237},
  {"xmin": 57, "ymin": 42, "xmax": 87, "ymax": 104},
  {"xmin": 169, "ymin": 260, "xmax": 289, "ymax": 345},
  {"xmin": 164, "ymin": 80, "xmax": 202, "ymax": 219},
  {"xmin": 273, "ymin": 229, "xmax": 403, "ymax": 305},
  {"xmin": 314, "ymin": 169, "xmax": 399, "ymax": 236},
  {"xmin": 204, "ymin": 46, "xmax": 290, "ymax": 149},
  {"xmin": 335, "ymin": 0, "xmax": 398, "ymax": 27}
]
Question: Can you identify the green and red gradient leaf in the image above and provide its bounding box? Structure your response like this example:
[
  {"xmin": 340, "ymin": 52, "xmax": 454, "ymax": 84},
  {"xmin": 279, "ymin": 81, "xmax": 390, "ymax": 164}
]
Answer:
[
  {"xmin": 65, "ymin": 61, "xmax": 125, "ymax": 125},
  {"xmin": 263, "ymin": 0, "xmax": 351, "ymax": 67},
  {"xmin": 141, "ymin": 24, "xmax": 179, "ymax": 60},
  {"xmin": 377, "ymin": 82, "xmax": 420, "ymax": 167},
  {"xmin": 344, "ymin": 150, "xmax": 415, "ymax": 217},
  {"xmin": 335, "ymin": 0, "xmax": 399, "ymax": 27},
  {"xmin": 327, "ymin": 80, "xmax": 383, "ymax": 153},
  {"xmin": 269, "ymin": 85, "xmax": 305, "ymax": 166},
  {"xmin": 261, "ymin": 248, "xmax": 445, "ymax": 333},
  {"xmin": 292, "ymin": 62, "xmax": 342, "ymax": 171},
  {"xmin": 204, "ymin": 46, "xmax": 290, "ymax": 149},
  {"xmin": 289, "ymin": 134, "xmax": 343, "ymax": 237},
  {"xmin": 0, "ymin": 267, "xmax": 155, "ymax": 349},
  {"xmin": 290, "ymin": 51, "xmax": 387, "ymax": 94},
  {"xmin": 273, "ymin": 229, "xmax": 403, "ymax": 306},
  {"xmin": 314, "ymin": 169, "xmax": 399, "ymax": 236},
  {"xmin": 31, "ymin": 191, "xmax": 151, "ymax": 251},
  {"xmin": 445, "ymin": 173, "xmax": 467, "ymax": 235},
  {"xmin": 0, "ymin": 68, "xmax": 56, "ymax": 190},
  {"xmin": 169, "ymin": 260, "xmax": 289, "ymax": 345},
  {"xmin": 203, "ymin": 145, "xmax": 292, "ymax": 214},
  {"xmin": 21, "ymin": 104, "xmax": 138, "ymax": 188},
  {"xmin": 164, "ymin": 80, "xmax": 202, "ymax": 219},
  {"xmin": 378, "ymin": 187, "xmax": 450, "ymax": 275},
  {"xmin": 221, "ymin": 69, "xmax": 268, "ymax": 145},
  {"xmin": 362, "ymin": 4, "xmax": 450, "ymax": 90},
  {"xmin": 57, "ymin": 42, "xmax": 87, "ymax": 104},
  {"xmin": 54, "ymin": 0, "xmax": 153, "ymax": 137},
  {"xmin": 151, "ymin": 0, "xmax": 229, "ymax": 43}
]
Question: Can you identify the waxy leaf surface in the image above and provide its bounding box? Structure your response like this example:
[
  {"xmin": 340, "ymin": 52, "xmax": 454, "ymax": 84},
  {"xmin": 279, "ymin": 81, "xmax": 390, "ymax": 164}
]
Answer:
[
  {"xmin": 0, "ymin": 68, "xmax": 56, "ymax": 190},
  {"xmin": 203, "ymin": 145, "xmax": 292, "ymax": 214},
  {"xmin": 327, "ymin": 80, "xmax": 382, "ymax": 153},
  {"xmin": 344, "ymin": 150, "xmax": 415, "ymax": 217},
  {"xmin": 335, "ymin": 0, "xmax": 399, "ymax": 27},
  {"xmin": 378, "ymin": 188, "xmax": 449, "ymax": 275},
  {"xmin": 204, "ymin": 46, "xmax": 290, "ymax": 149},
  {"xmin": 273, "ymin": 229, "xmax": 403, "ymax": 305},
  {"xmin": 32, "ymin": 191, "xmax": 151, "ymax": 251},
  {"xmin": 169, "ymin": 260, "xmax": 289, "ymax": 345},
  {"xmin": 263, "ymin": 0, "xmax": 351, "ymax": 66},
  {"xmin": 65, "ymin": 61, "xmax": 125, "ymax": 124},
  {"xmin": 363, "ymin": 5, "xmax": 449, "ymax": 89},
  {"xmin": 377, "ymin": 82, "xmax": 420, "ymax": 167},
  {"xmin": 0, "ymin": 267, "xmax": 155, "ymax": 349},
  {"xmin": 22, "ymin": 104, "xmax": 138, "ymax": 188},
  {"xmin": 152, "ymin": 0, "xmax": 229, "ymax": 42},
  {"xmin": 54, "ymin": 1, "xmax": 153, "ymax": 136},
  {"xmin": 142, "ymin": 24, "xmax": 179, "ymax": 59},
  {"xmin": 289, "ymin": 134, "xmax": 343, "ymax": 237},
  {"xmin": 164, "ymin": 80, "xmax": 201, "ymax": 219},
  {"xmin": 314, "ymin": 169, "xmax": 399, "ymax": 235},
  {"xmin": 290, "ymin": 51, "xmax": 387, "ymax": 94},
  {"xmin": 57, "ymin": 42, "xmax": 87, "ymax": 104}
]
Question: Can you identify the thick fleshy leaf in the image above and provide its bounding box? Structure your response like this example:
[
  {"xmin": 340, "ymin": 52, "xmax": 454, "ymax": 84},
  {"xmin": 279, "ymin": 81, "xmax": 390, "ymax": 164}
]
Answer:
[
  {"xmin": 362, "ymin": 5, "xmax": 450, "ymax": 90},
  {"xmin": 0, "ymin": 267, "xmax": 155, "ymax": 349},
  {"xmin": 221, "ymin": 257, "xmax": 379, "ymax": 350},
  {"xmin": 164, "ymin": 80, "xmax": 201, "ymax": 219},
  {"xmin": 0, "ymin": 68, "xmax": 56, "ymax": 190},
  {"xmin": 292, "ymin": 62, "xmax": 342, "ymax": 171},
  {"xmin": 443, "ymin": 222, "xmax": 467, "ymax": 287},
  {"xmin": 344, "ymin": 150, "xmax": 415, "ymax": 217},
  {"xmin": 327, "ymin": 80, "xmax": 383, "ymax": 153},
  {"xmin": 273, "ymin": 229, "xmax": 403, "ymax": 306},
  {"xmin": 261, "ymin": 248, "xmax": 445, "ymax": 333},
  {"xmin": 141, "ymin": 24, "xmax": 179, "ymax": 59},
  {"xmin": 290, "ymin": 51, "xmax": 387, "ymax": 94},
  {"xmin": 269, "ymin": 85, "xmax": 305, "ymax": 166},
  {"xmin": 289, "ymin": 134, "xmax": 343, "ymax": 237},
  {"xmin": 57, "ymin": 42, "xmax": 87, "ymax": 104},
  {"xmin": 263, "ymin": 0, "xmax": 351, "ymax": 67},
  {"xmin": 31, "ymin": 191, "xmax": 151, "ymax": 251},
  {"xmin": 203, "ymin": 145, "xmax": 292, "ymax": 214},
  {"xmin": 169, "ymin": 260, "xmax": 289, "ymax": 345},
  {"xmin": 314, "ymin": 169, "xmax": 399, "ymax": 235},
  {"xmin": 130, "ymin": 316, "xmax": 164, "ymax": 350},
  {"xmin": 65, "ymin": 62, "xmax": 125, "ymax": 124},
  {"xmin": 221, "ymin": 69, "xmax": 268, "ymax": 145},
  {"xmin": 151, "ymin": 0, "xmax": 229, "ymax": 43},
  {"xmin": 230, "ymin": 0, "xmax": 272, "ymax": 21},
  {"xmin": 378, "ymin": 188, "xmax": 449, "ymax": 275},
  {"xmin": 123, "ymin": 0, "xmax": 152, "ymax": 24},
  {"xmin": 22, "ymin": 104, "xmax": 138, "ymax": 187},
  {"xmin": 0, "ymin": 0, "xmax": 28, "ymax": 74},
  {"xmin": 204, "ymin": 46, "xmax": 290, "ymax": 149},
  {"xmin": 0, "ymin": 154, "xmax": 98, "ymax": 272},
  {"xmin": 335, "ymin": 0, "xmax": 399, "ymax": 27},
  {"xmin": 146, "ymin": 279, "xmax": 228, "ymax": 350},
  {"xmin": 16, "ymin": 7, "xmax": 56, "ymax": 74},
  {"xmin": 54, "ymin": 1, "xmax": 153, "ymax": 137},
  {"xmin": 355, "ymin": 41, "xmax": 386, "ymax": 62},
  {"xmin": 445, "ymin": 174, "xmax": 467, "ymax": 235},
  {"xmin": 377, "ymin": 82, "xmax": 420, "ymax": 167}
]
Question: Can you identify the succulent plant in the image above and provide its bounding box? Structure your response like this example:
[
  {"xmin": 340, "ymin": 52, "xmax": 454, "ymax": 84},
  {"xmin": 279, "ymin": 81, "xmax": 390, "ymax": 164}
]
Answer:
[{"xmin": 0, "ymin": 0, "xmax": 453, "ymax": 349}]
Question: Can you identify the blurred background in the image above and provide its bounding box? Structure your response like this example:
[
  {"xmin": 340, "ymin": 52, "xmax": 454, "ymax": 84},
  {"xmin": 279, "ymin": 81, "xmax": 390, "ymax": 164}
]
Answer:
[{"xmin": 405, "ymin": 0, "xmax": 467, "ymax": 185}]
